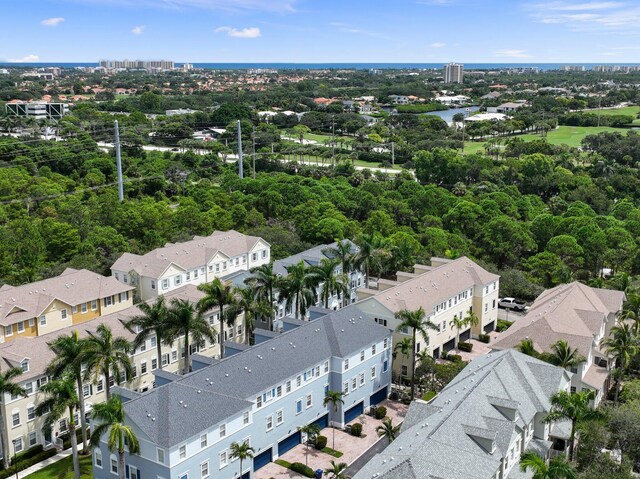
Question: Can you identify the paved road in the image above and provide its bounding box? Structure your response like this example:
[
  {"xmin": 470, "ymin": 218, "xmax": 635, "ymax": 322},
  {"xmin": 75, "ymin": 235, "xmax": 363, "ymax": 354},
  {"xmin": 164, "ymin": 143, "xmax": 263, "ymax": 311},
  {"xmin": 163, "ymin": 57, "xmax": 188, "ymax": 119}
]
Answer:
[
  {"xmin": 345, "ymin": 436, "xmax": 388, "ymax": 477},
  {"xmin": 497, "ymin": 308, "xmax": 526, "ymax": 322}
]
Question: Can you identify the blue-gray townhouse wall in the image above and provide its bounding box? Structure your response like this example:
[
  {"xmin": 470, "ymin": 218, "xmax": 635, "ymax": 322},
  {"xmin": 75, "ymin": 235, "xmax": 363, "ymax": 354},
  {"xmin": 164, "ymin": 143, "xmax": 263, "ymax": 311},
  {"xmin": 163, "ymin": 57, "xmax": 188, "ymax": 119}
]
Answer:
[{"xmin": 93, "ymin": 306, "xmax": 392, "ymax": 479}]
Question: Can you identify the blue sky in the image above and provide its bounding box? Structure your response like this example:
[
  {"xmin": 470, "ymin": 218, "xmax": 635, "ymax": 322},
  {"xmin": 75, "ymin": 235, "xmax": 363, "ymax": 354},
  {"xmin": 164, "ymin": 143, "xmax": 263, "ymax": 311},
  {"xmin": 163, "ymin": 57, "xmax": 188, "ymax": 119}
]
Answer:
[{"xmin": 2, "ymin": 0, "xmax": 640, "ymax": 63}]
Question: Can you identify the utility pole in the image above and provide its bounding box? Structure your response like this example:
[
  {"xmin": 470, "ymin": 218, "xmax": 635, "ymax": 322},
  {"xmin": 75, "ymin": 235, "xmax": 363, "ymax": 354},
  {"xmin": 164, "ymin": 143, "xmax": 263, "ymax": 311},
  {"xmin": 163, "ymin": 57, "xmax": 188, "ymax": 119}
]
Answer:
[
  {"xmin": 237, "ymin": 120, "xmax": 244, "ymax": 179},
  {"xmin": 114, "ymin": 120, "xmax": 124, "ymax": 202},
  {"xmin": 331, "ymin": 116, "xmax": 335, "ymax": 166},
  {"xmin": 391, "ymin": 141, "xmax": 395, "ymax": 166},
  {"xmin": 252, "ymin": 127, "xmax": 256, "ymax": 180}
]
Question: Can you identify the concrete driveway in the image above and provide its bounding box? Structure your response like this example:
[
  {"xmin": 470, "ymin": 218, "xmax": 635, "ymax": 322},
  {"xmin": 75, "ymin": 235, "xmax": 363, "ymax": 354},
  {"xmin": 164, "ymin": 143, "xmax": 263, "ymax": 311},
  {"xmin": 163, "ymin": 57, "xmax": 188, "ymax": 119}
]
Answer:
[{"xmin": 254, "ymin": 400, "xmax": 407, "ymax": 479}]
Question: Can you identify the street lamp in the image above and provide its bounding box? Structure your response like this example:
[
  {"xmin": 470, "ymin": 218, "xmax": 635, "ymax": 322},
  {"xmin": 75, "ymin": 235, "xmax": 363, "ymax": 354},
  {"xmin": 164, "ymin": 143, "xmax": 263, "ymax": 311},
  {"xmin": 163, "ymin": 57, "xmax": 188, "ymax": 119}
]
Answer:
[{"xmin": 11, "ymin": 439, "xmax": 19, "ymax": 479}]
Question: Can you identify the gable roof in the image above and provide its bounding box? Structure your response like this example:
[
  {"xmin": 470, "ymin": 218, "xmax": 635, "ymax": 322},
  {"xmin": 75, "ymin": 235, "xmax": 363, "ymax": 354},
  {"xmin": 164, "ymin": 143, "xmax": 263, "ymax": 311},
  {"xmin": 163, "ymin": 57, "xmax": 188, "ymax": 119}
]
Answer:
[
  {"xmin": 123, "ymin": 305, "xmax": 390, "ymax": 447},
  {"xmin": 353, "ymin": 350, "xmax": 569, "ymax": 479},
  {"xmin": 111, "ymin": 231, "xmax": 268, "ymax": 278},
  {"xmin": 0, "ymin": 269, "xmax": 134, "ymax": 326},
  {"xmin": 492, "ymin": 282, "xmax": 625, "ymax": 356},
  {"xmin": 362, "ymin": 257, "xmax": 499, "ymax": 314},
  {"xmin": 272, "ymin": 240, "xmax": 358, "ymax": 276}
]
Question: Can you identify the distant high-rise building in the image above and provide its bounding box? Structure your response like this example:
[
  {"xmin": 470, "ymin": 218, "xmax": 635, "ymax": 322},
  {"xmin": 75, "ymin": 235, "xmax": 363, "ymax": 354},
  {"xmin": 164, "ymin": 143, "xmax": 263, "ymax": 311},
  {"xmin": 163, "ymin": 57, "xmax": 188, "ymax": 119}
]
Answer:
[
  {"xmin": 443, "ymin": 62, "xmax": 464, "ymax": 83},
  {"xmin": 98, "ymin": 59, "xmax": 175, "ymax": 70}
]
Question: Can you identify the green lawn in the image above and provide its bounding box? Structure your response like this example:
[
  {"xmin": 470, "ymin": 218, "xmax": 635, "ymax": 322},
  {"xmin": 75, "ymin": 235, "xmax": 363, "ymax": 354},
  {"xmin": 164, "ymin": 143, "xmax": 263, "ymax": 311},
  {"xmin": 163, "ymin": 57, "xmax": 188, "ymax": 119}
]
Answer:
[
  {"xmin": 585, "ymin": 106, "xmax": 640, "ymax": 117},
  {"xmin": 24, "ymin": 454, "xmax": 92, "ymax": 479}
]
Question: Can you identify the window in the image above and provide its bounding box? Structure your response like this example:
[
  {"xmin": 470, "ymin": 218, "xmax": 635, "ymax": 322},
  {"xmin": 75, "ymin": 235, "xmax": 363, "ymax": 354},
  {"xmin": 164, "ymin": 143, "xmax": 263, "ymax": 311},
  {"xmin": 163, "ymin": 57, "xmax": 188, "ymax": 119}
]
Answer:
[
  {"xmin": 151, "ymin": 280, "xmax": 156, "ymax": 290},
  {"xmin": 140, "ymin": 361, "xmax": 147, "ymax": 375},
  {"xmin": 200, "ymin": 434, "xmax": 207, "ymax": 448},
  {"xmin": 492, "ymin": 299, "xmax": 496, "ymax": 309},
  {"xmin": 151, "ymin": 358, "xmax": 158, "ymax": 370},
  {"xmin": 256, "ymin": 395, "xmax": 262, "ymax": 408},
  {"xmin": 215, "ymin": 264, "xmax": 220, "ymax": 273},
  {"xmin": 485, "ymin": 303, "xmax": 488, "ymax": 313},
  {"xmin": 296, "ymin": 399, "xmax": 303, "ymax": 414},
  {"xmin": 343, "ymin": 359, "xmax": 349, "ymax": 370},
  {"xmin": 97, "ymin": 380, "xmax": 104, "ymax": 392},
  {"xmin": 371, "ymin": 344, "xmax": 376, "ymax": 355},
  {"xmin": 26, "ymin": 405, "xmax": 34, "ymax": 421},
  {"xmin": 104, "ymin": 296, "xmax": 113, "ymax": 307},
  {"xmin": 5, "ymin": 325, "xmax": 12, "ymax": 337},
  {"xmin": 151, "ymin": 336, "xmax": 157, "ymax": 348},
  {"xmin": 360, "ymin": 350, "xmax": 365, "ymax": 361},
  {"xmin": 200, "ymin": 461, "xmax": 209, "ymax": 479},
  {"xmin": 157, "ymin": 448, "xmax": 165, "ymax": 464},
  {"xmin": 174, "ymin": 275, "xmax": 182, "ymax": 286},
  {"xmin": 306, "ymin": 394, "xmax": 312, "ymax": 408},
  {"xmin": 119, "ymin": 292, "xmax": 129, "ymax": 302},
  {"xmin": 243, "ymin": 411, "xmax": 249, "ymax": 425},
  {"xmin": 286, "ymin": 381, "xmax": 291, "ymax": 393},
  {"xmin": 179, "ymin": 445, "xmax": 186, "ymax": 459},
  {"xmin": 276, "ymin": 410, "xmax": 283, "ymax": 425},
  {"xmin": 111, "ymin": 456, "xmax": 118, "ymax": 474},
  {"xmin": 83, "ymin": 384, "xmax": 92, "ymax": 398},
  {"xmin": 162, "ymin": 279, "xmax": 169, "ymax": 290},
  {"xmin": 186, "ymin": 271, "xmax": 191, "ymax": 281},
  {"xmin": 139, "ymin": 341, "xmax": 146, "ymax": 352},
  {"xmin": 219, "ymin": 451, "xmax": 228, "ymax": 468},
  {"xmin": 401, "ymin": 365, "xmax": 408, "ymax": 377},
  {"xmin": 81, "ymin": 302, "xmax": 87, "ymax": 313},
  {"xmin": 324, "ymin": 361, "xmax": 329, "ymax": 373},
  {"xmin": 219, "ymin": 424, "xmax": 226, "ymax": 438},
  {"xmin": 383, "ymin": 360, "xmax": 389, "ymax": 373},
  {"xmin": 296, "ymin": 376, "xmax": 302, "ymax": 387},
  {"xmin": 161, "ymin": 353, "xmax": 169, "ymax": 367},
  {"xmin": 262, "ymin": 250, "xmax": 268, "ymax": 258},
  {"xmin": 21, "ymin": 359, "xmax": 29, "ymax": 372},
  {"xmin": 359, "ymin": 372, "xmax": 365, "ymax": 386},
  {"xmin": 17, "ymin": 322, "xmax": 25, "ymax": 333},
  {"xmin": 252, "ymin": 253, "xmax": 257, "ymax": 261},
  {"xmin": 343, "ymin": 381, "xmax": 349, "ymax": 395},
  {"xmin": 266, "ymin": 415, "xmax": 273, "ymax": 431},
  {"xmin": 12, "ymin": 412, "xmax": 20, "ymax": 427},
  {"xmin": 39, "ymin": 315, "xmax": 46, "ymax": 326},
  {"xmin": 72, "ymin": 305, "xmax": 78, "ymax": 314},
  {"xmin": 384, "ymin": 338, "xmax": 389, "ymax": 349},
  {"xmin": 351, "ymin": 378, "xmax": 357, "ymax": 391},
  {"xmin": 25, "ymin": 382, "xmax": 33, "ymax": 395},
  {"xmin": 371, "ymin": 366, "xmax": 377, "ymax": 380},
  {"xmin": 28, "ymin": 431, "xmax": 37, "ymax": 447},
  {"xmin": 171, "ymin": 350, "xmax": 178, "ymax": 363},
  {"xmin": 28, "ymin": 318, "xmax": 35, "ymax": 327},
  {"xmin": 235, "ymin": 258, "xmax": 239, "ymax": 266},
  {"xmin": 277, "ymin": 385, "xmax": 282, "ymax": 398},
  {"xmin": 13, "ymin": 438, "xmax": 23, "ymax": 454},
  {"xmin": 223, "ymin": 261, "xmax": 227, "ymax": 271},
  {"xmin": 95, "ymin": 450, "xmax": 103, "ymax": 468},
  {"xmin": 91, "ymin": 300, "xmax": 98, "ymax": 310},
  {"xmin": 570, "ymin": 386, "xmax": 577, "ymax": 394}
]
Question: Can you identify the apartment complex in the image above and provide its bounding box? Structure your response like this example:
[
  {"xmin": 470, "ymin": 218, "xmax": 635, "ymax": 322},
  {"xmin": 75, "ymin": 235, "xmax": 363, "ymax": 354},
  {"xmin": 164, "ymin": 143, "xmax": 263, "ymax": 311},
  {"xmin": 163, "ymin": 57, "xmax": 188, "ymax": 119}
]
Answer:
[
  {"xmin": 5, "ymin": 101, "xmax": 69, "ymax": 120},
  {"xmin": 0, "ymin": 268, "xmax": 134, "ymax": 343},
  {"xmin": 357, "ymin": 257, "xmax": 499, "ymax": 377},
  {"xmin": 353, "ymin": 350, "xmax": 572, "ymax": 479},
  {"xmin": 0, "ymin": 284, "xmax": 246, "ymax": 459},
  {"xmin": 443, "ymin": 62, "xmax": 464, "ymax": 83},
  {"xmin": 111, "ymin": 231, "xmax": 270, "ymax": 301},
  {"xmin": 98, "ymin": 60, "xmax": 175, "ymax": 70},
  {"xmin": 492, "ymin": 282, "xmax": 625, "ymax": 405},
  {"xmin": 93, "ymin": 306, "xmax": 393, "ymax": 479}
]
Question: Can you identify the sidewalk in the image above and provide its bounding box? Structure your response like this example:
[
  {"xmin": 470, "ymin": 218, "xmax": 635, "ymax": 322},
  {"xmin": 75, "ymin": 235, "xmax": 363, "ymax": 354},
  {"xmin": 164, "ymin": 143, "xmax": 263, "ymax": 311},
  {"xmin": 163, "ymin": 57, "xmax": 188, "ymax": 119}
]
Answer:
[{"xmin": 13, "ymin": 444, "xmax": 86, "ymax": 479}]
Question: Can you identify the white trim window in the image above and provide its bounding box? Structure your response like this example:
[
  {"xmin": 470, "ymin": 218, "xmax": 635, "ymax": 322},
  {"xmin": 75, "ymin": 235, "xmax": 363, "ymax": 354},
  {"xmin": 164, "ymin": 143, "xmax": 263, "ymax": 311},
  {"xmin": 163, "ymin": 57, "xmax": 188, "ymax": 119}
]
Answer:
[
  {"xmin": 94, "ymin": 450, "xmax": 103, "ymax": 468},
  {"xmin": 179, "ymin": 445, "xmax": 186, "ymax": 459},
  {"xmin": 219, "ymin": 451, "xmax": 228, "ymax": 469},
  {"xmin": 200, "ymin": 461, "xmax": 209, "ymax": 479},
  {"xmin": 110, "ymin": 455, "xmax": 118, "ymax": 474}
]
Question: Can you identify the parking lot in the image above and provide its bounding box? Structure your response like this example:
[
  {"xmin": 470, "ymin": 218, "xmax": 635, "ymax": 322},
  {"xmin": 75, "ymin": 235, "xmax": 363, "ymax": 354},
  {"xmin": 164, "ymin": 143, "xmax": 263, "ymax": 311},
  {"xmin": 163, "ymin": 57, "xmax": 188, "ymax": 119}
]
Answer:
[{"xmin": 497, "ymin": 308, "xmax": 526, "ymax": 322}]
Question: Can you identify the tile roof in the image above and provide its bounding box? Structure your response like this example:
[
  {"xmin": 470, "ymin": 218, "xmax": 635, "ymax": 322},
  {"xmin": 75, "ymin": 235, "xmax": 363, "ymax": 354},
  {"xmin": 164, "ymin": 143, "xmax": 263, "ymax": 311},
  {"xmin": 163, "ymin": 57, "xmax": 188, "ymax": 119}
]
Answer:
[
  {"xmin": 353, "ymin": 350, "xmax": 569, "ymax": 479},
  {"xmin": 363, "ymin": 257, "xmax": 499, "ymax": 314},
  {"xmin": 272, "ymin": 240, "xmax": 357, "ymax": 276},
  {"xmin": 123, "ymin": 305, "xmax": 390, "ymax": 447},
  {"xmin": 111, "ymin": 231, "xmax": 267, "ymax": 277},
  {"xmin": 492, "ymin": 282, "xmax": 625, "ymax": 357},
  {"xmin": 0, "ymin": 269, "xmax": 134, "ymax": 327}
]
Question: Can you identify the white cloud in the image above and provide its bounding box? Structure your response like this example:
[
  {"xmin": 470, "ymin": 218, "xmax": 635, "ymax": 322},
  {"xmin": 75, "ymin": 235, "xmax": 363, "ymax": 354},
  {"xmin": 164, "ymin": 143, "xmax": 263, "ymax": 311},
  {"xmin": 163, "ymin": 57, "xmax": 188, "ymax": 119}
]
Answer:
[
  {"xmin": 494, "ymin": 49, "xmax": 532, "ymax": 58},
  {"xmin": 131, "ymin": 25, "xmax": 145, "ymax": 35},
  {"xmin": 7, "ymin": 54, "xmax": 40, "ymax": 63},
  {"xmin": 430, "ymin": 42, "xmax": 446, "ymax": 48},
  {"xmin": 64, "ymin": 0, "xmax": 295, "ymax": 13},
  {"xmin": 215, "ymin": 26, "xmax": 261, "ymax": 38},
  {"xmin": 41, "ymin": 17, "xmax": 65, "ymax": 26},
  {"xmin": 535, "ymin": 1, "xmax": 624, "ymax": 10},
  {"xmin": 527, "ymin": 1, "xmax": 640, "ymax": 33}
]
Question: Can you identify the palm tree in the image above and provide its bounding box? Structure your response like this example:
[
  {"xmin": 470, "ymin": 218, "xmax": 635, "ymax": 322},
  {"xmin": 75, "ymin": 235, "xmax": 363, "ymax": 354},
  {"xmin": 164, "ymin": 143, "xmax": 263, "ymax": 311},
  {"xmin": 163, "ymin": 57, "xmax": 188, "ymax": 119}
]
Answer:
[
  {"xmin": 353, "ymin": 233, "xmax": 388, "ymax": 288},
  {"xmin": 82, "ymin": 324, "xmax": 132, "ymax": 400},
  {"xmin": 602, "ymin": 322, "xmax": 638, "ymax": 401},
  {"xmin": 464, "ymin": 310, "xmax": 480, "ymax": 334},
  {"xmin": 0, "ymin": 368, "xmax": 26, "ymax": 468},
  {"xmin": 322, "ymin": 240, "xmax": 355, "ymax": 275},
  {"xmin": 197, "ymin": 279, "xmax": 237, "ymax": 358},
  {"xmin": 376, "ymin": 418, "xmax": 400, "ymax": 445},
  {"xmin": 394, "ymin": 338, "xmax": 412, "ymax": 383},
  {"xmin": 519, "ymin": 451, "xmax": 576, "ymax": 479},
  {"xmin": 298, "ymin": 423, "xmax": 321, "ymax": 466},
  {"xmin": 90, "ymin": 396, "xmax": 140, "ymax": 479},
  {"xmin": 35, "ymin": 375, "xmax": 81, "ymax": 479},
  {"xmin": 166, "ymin": 299, "xmax": 217, "ymax": 374},
  {"xmin": 245, "ymin": 263, "xmax": 279, "ymax": 331},
  {"xmin": 395, "ymin": 307, "xmax": 439, "ymax": 401},
  {"xmin": 278, "ymin": 261, "xmax": 317, "ymax": 320},
  {"xmin": 323, "ymin": 390, "xmax": 345, "ymax": 451},
  {"xmin": 309, "ymin": 258, "xmax": 350, "ymax": 309},
  {"xmin": 543, "ymin": 390, "xmax": 599, "ymax": 462},
  {"xmin": 124, "ymin": 296, "xmax": 169, "ymax": 372},
  {"xmin": 47, "ymin": 331, "xmax": 90, "ymax": 453},
  {"xmin": 548, "ymin": 340, "xmax": 585, "ymax": 369},
  {"xmin": 324, "ymin": 461, "xmax": 350, "ymax": 479},
  {"xmin": 449, "ymin": 315, "xmax": 466, "ymax": 349},
  {"xmin": 234, "ymin": 287, "xmax": 272, "ymax": 345},
  {"xmin": 229, "ymin": 440, "xmax": 254, "ymax": 478},
  {"xmin": 517, "ymin": 338, "xmax": 539, "ymax": 357}
]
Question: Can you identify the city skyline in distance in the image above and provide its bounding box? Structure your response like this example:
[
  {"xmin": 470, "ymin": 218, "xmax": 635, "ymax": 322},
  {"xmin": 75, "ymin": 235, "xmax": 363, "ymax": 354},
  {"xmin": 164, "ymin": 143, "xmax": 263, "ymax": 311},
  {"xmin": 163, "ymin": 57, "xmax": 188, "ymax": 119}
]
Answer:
[{"xmin": 3, "ymin": 0, "xmax": 640, "ymax": 63}]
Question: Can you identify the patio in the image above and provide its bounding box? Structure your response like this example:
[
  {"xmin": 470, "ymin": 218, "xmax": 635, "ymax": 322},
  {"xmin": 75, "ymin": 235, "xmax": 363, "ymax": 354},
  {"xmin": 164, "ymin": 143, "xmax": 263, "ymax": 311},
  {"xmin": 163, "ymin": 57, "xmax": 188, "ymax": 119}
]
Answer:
[
  {"xmin": 254, "ymin": 399, "xmax": 407, "ymax": 479},
  {"xmin": 448, "ymin": 331, "xmax": 502, "ymax": 362}
]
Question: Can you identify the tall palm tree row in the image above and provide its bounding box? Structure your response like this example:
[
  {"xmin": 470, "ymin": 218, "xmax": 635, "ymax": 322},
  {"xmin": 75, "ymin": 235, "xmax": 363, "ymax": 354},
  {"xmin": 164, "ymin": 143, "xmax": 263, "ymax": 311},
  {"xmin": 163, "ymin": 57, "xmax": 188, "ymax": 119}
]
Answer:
[
  {"xmin": 353, "ymin": 233, "xmax": 389, "ymax": 288},
  {"xmin": 602, "ymin": 322, "xmax": 638, "ymax": 402},
  {"xmin": 197, "ymin": 278, "xmax": 237, "ymax": 357},
  {"xmin": 278, "ymin": 261, "xmax": 317, "ymax": 321},
  {"xmin": 395, "ymin": 307, "xmax": 439, "ymax": 401},
  {"xmin": 245, "ymin": 263, "xmax": 279, "ymax": 331},
  {"xmin": 309, "ymin": 258, "xmax": 350, "ymax": 309},
  {"xmin": 233, "ymin": 286, "xmax": 273, "ymax": 345},
  {"xmin": 322, "ymin": 240, "xmax": 355, "ymax": 276},
  {"xmin": 125, "ymin": 297, "xmax": 169, "ymax": 372},
  {"xmin": 519, "ymin": 451, "xmax": 576, "ymax": 479}
]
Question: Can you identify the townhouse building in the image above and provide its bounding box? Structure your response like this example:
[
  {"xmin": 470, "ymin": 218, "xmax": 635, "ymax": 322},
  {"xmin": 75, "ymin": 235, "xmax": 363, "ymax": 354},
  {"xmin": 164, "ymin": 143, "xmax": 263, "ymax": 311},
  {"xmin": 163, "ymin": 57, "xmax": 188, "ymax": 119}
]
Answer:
[
  {"xmin": 111, "ymin": 231, "xmax": 271, "ymax": 301},
  {"xmin": 356, "ymin": 256, "xmax": 499, "ymax": 378},
  {"xmin": 93, "ymin": 305, "xmax": 393, "ymax": 479},
  {"xmin": 0, "ymin": 285, "xmax": 246, "ymax": 460},
  {"xmin": 492, "ymin": 281, "xmax": 625, "ymax": 405},
  {"xmin": 353, "ymin": 349, "xmax": 573, "ymax": 479},
  {"xmin": 0, "ymin": 268, "xmax": 134, "ymax": 344}
]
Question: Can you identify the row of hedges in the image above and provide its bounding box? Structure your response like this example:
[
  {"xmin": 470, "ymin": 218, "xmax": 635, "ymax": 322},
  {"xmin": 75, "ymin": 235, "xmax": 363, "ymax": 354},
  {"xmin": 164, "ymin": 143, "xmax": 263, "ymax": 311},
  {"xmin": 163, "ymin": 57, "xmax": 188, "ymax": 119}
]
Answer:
[
  {"xmin": 396, "ymin": 103, "xmax": 449, "ymax": 114},
  {"xmin": 457, "ymin": 341, "xmax": 473, "ymax": 353},
  {"xmin": 290, "ymin": 462, "xmax": 315, "ymax": 478},
  {"xmin": 0, "ymin": 448, "xmax": 57, "ymax": 478}
]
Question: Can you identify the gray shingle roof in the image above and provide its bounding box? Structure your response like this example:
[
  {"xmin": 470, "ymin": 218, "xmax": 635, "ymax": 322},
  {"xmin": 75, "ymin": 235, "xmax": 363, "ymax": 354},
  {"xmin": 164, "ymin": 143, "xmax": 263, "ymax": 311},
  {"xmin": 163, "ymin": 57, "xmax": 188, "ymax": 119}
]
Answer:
[
  {"xmin": 123, "ymin": 305, "xmax": 389, "ymax": 447},
  {"xmin": 353, "ymin": 350, "xmax": 570, "ymax": 479},
  {"xmin": 272, "ymin": 240, "xmax": 357, "ymax": 276}
]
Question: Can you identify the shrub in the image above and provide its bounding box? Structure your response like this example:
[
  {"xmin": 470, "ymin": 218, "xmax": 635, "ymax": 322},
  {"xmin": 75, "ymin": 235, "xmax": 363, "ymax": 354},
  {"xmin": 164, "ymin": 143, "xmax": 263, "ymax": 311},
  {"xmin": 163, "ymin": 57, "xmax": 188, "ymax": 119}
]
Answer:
[
  {"xmin": 374, "ymin": 406, "xmax": 387, "ymax": 420},
  {"xmin": 422, "ymin": 391, "xmax": 437, "ymax": 401},
  {"xmin": 496, "ymin": 320, "xmax": 514, "ymax": 332},
  {"xmin": 478, "ymin": 333, "xmax": 490, "ymax": 344},
  {"xmin": 314, "ymin": 435, "xmax": 327, "ymax": 450},
  {"xmin": 0, "ymin": 448, "xmax": 57, "ymax": 477},
  {"xmin": 447, "ymin": 354, "xmax": 462, "ymax": 362},
  {"xmin": 350, "ymin": 423, "xmax": 362, "ymax": 437},
  {"xmin": 457, "ymin": 341, "xmax": 473, "ymax": 352},
  {"xmin": 290, "ymin": 462, "xmax": 315, "ymax": 478},
  {"xmin": 9, "ymin": 445, "xmax": 44, "ymax": 465}
]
